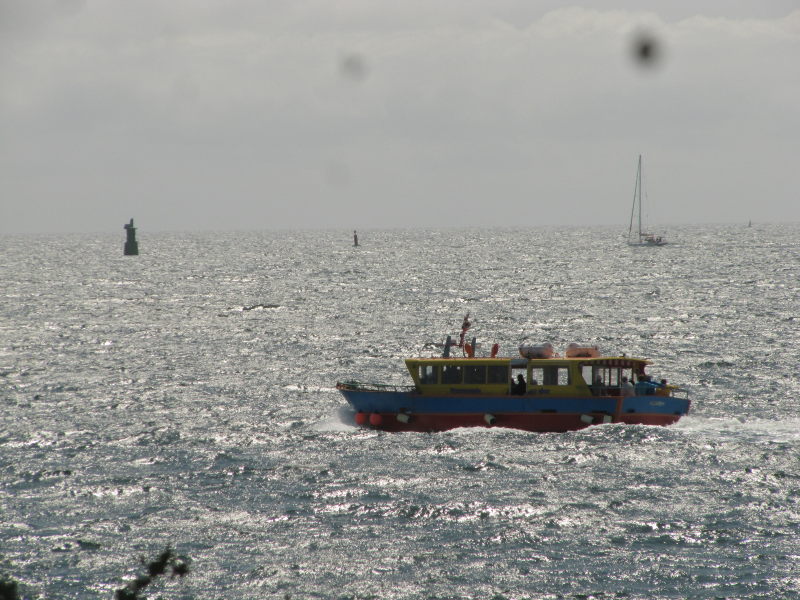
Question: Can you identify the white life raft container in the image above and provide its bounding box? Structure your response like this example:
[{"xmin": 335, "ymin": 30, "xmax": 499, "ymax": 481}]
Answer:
[
  {"xmin": 565, "ymin": 343, "xmax": 600, "ymax": 358},
  {"xmin": 519, "ymin": 342, "xmax": 554, "ymax": 359}
]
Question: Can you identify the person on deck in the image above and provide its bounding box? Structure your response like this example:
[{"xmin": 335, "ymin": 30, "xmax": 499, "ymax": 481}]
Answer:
[
  {"xmin": 512, "ymin": 374, "xmax": 526, "ymax": 395},
  {"xmin": 621, "ymin": 376, "xmax": 635, "ymax": 396},
  {"xmin": 635, "ymin": 375, "xmax": 657, "ymax": 395}
]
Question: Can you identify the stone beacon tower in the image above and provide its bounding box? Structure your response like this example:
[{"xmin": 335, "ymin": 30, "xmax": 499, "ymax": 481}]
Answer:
[{"xmin": 123, "ymin": 218, "xmax": 139, "ymax": 256}]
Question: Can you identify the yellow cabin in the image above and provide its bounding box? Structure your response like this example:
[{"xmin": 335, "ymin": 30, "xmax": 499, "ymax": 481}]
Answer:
[{"xmin": 405, "ymin": 357, "xmax": 656, "ymax": 398}]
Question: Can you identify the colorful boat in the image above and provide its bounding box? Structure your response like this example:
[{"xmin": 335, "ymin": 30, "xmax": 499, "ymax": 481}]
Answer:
[{"xmin": 337, "ymin": 321, "xmax": 690, "ymax": 433}]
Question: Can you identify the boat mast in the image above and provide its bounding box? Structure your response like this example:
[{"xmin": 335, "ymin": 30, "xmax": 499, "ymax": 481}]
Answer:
[
  {"xmin": 637, "ymin": 155, "xmax": 642, "ymax": 239},
  {"xmin": 628, "ymin": 155, "xmax": 642, "ymax": 241}
]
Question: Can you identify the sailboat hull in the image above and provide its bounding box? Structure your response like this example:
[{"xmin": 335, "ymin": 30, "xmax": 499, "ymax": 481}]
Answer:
[{"xmin": 627, "ymin": 239, "xmax": 667, "ymax": 247}]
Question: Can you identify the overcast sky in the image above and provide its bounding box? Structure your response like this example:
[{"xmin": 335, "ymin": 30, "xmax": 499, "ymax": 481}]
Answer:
[{"xmin": 1, "ymin": 1, "xmax": 798, "ymax": 233}]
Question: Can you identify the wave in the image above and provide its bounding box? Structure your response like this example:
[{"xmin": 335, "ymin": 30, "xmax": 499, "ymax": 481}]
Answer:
[{"xmin": 674, "ymin": 415, "xmax": 800, "ymax": 442}]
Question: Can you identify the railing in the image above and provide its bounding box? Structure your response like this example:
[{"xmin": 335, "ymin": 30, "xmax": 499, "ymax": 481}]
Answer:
[
  {"xmin": 336, "ymin": 380, "xmax": 417, "ymax": 393},
  {"xmin": 590, "ymin": 385, "xmax": 690, "ymax": 399}
]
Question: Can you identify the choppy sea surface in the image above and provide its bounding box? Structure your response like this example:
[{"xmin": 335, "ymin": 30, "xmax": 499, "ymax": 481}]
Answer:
[{"xmin": 1, "ymin": 224, "xmax": 799, "ymax": 599}]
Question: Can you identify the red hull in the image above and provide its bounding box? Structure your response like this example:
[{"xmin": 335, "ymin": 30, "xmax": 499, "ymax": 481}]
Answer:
[{"xmin": 354, "ymin": 411, "xmax": 682, "ymax": 433}]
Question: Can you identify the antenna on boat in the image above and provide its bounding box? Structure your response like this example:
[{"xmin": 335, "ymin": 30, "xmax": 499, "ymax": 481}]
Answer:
[
  {"xmin": 458, "ymin": 312, "xmax": 471, "ymax": 348},
  {"xmin": 442, "ymin": 336, "xmax": 452, "ymax": 358},
  {"xmin": 442, "ymin": 313, "xmax": 473, "ymax": 357}
]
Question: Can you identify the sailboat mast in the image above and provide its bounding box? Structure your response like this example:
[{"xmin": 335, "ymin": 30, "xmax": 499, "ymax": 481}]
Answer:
[
  {"xmin": 628, "ymin": 155, "xmax": 642, "ymax": 240},
  {"xmin": 637, "ymin": 155, "xmax": 642, "ymax": 238}
]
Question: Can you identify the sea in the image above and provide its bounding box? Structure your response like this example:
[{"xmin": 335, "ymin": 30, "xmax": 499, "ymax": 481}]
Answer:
[{"xmin": 1, "ymin": 224, "xmax": 798, "ymax": 600}]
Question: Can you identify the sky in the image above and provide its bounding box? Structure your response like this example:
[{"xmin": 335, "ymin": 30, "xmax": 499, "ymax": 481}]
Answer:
[{"xmin": 1, "ymin": 0, "xmax": 798, "ymax": 234}]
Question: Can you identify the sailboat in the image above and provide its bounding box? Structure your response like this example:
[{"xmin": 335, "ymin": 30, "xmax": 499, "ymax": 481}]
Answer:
[{"xmin": 627, "ymin": 155, "xmax": 666, "ymax": 246}]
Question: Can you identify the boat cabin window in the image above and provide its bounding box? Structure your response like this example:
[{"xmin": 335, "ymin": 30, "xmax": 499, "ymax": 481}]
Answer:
[
  {"xmin": 540, "ymin": 366, "xmax": 570, "ymax": 386},
  {"xmin": 464, "ymin": 365, "xmax": 486, "ymax": 384},
  {"xmin": 442, "ymin": 365, "xmax": 463, "ymax": 385},
  {"xmin": 511, "ymin": 367, "xmax": 527, "ymax": 394},
  {"xmin": 419, "ymin": 365, "xmax": 438, "ymax": 385},
  {"xmin": 487, "ymin": 365, "xmax": 508, "ymax": 384},
  {"xmin": 582, "ymin": 365, "xmax": 623, "ymax": 387}
]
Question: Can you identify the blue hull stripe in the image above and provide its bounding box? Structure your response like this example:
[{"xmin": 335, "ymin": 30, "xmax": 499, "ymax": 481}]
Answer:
[{"xmin": 339, "ymin": 390, "xmax": 689, "ymax": 416}]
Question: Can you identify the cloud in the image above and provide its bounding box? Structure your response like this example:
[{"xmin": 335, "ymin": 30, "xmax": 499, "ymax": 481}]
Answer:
[
  {"xmin": 1, "ymin": 3, "xmax": 798, "ymax": 232},
  {"xmin": 0, "ymin": 0, "xmax": 85, "ymax": 34}
]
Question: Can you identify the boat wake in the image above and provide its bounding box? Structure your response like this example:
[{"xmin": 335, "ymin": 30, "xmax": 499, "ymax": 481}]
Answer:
[
  {"xmin": 674, "ymin": 415, "xmax": 800, "ymax": 443},
  {"xmin": 311, "ymin": 407, "xmax": 358, "ymax": 431}
]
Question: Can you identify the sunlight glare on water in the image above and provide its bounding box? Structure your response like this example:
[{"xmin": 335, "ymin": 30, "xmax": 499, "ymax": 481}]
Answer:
[{"xmin": 1, "ymin": 224, "xmax": 799, "ymax": 598}]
